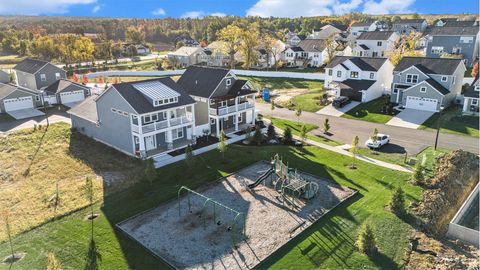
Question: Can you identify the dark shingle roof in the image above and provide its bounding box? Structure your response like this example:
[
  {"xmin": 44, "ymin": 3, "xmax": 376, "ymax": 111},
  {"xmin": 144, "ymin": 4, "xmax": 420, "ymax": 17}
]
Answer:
[
  {"xmin": 113, "ymin": 77, "xmax": 195, "ymax": 114},
  {"xmin": 337, "ymin": 79, "xmax": 375, "ymax": 92},
  {"xmin": 44, "ymin": 79, "xmax": 89, "ymax": 95},
  {"xmin": 289, "ymin": 46, "xmax": 304, "ymax": 52},
  {"xmin": 395, "ymin": 19, "xmax": 426, "ymax": 24},
  {"xmin": 444, "ymin": 20, "xmax": 476, "ymax": 27},
  {"xmin": 425, "ymin": 78, "xmax": 450, "ymax": 95},
  {"xmin": 357, "ymin": 31, "xmax": 395, "ymax": 40},
  {"xmin": 0, "ymin": 83, "xmax": 37, "ymax": 100},
  {"xmin": 298, "ymin": 39, "xmax": 328, "ymax": 52},
  {"xmin": 464, "ymin": 75, "xmax": 479, "ymax": 98},
  {"xmin": 13, "ymin": 58, "xmax": 51, "ymax": 74},
  {"xmin": 394, "ymin": 57, "xmax": 463, "ymax": 75},
  {"xmin": 351, "ymin": 21, "xmax": 373, "ymax": 27},
  {"xmin": 429, "ymin": 26, "xmax": 478, "ymax": 36},
  {"xmin": 177, "ymin": 65, "xmax": 230, "ymax": 98},
  {"xmin": 326, "ymin": 56, "xmax": 388, "ymax": 71},
  {"xmin": 68, "ymin": 95, "xmax": 98, "ymax": 122}
]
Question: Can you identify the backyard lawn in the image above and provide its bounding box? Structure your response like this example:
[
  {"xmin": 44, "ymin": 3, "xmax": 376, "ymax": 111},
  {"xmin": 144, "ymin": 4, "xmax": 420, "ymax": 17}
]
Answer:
[
  {"xmin": 239, "ymin": 76, "xmax": 326, "ymax": 112},
  {"xmin": 415, "ymin": 147, "xmax": 450, "ymax": 178},
  {"xmin": 357, "ymin": 147, "xmax": 410, "ymax": 168},
  {"xmin": 419, "ymin": 106, "xmax": 479, "ymax": 137},
  {"xmin": 342, "ymin": 97, "xmax": 393, "ymax": 124},
  {"xmin": 0, "ymin": 124, "xmax": 422, "ymax": 270}
]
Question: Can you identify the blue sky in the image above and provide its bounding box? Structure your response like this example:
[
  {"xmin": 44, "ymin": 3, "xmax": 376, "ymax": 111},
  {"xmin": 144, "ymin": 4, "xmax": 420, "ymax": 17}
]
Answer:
[{"xmin": 0, "ymin": 0, "xmax": 477, "ymax": 18}]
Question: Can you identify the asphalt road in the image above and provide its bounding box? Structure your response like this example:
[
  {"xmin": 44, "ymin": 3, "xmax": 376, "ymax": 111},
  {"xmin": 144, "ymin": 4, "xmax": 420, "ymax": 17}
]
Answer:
[{"xmin": 257, "ymin": 103, "xmax": 479, "ymax": 155}]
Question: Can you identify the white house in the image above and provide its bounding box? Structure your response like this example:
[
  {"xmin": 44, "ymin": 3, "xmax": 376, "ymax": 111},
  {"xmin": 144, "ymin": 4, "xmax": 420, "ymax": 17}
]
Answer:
[
  {"xmin": 353, "ymin": 31, "xmax": 399, "ymax": 58},
  {"xmin": 349, "ymin": 21, "xmax": 378, "ymax": 37},
  {"xmin": 285, "ymin": 31, "xmax": 302, "ymax": 47},
  {"xmin": 307, "ymin": 24, "xmax": 344, "ymax": 40},
  {"xmin": 283, "ymin": 39, "xmax": 330, "ymax": 67},
  {"xmin": 324, "ymin": 56, "xmax": 394, "ymax": 102},
  {"xmin": 167, "ymin": 46, "xmax": 206, "ymax": 68}
]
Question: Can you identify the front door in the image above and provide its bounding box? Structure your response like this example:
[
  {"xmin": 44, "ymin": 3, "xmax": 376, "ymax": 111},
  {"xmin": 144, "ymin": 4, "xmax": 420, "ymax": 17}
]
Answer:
[{"xmin": 145, "ymin": 135, "xmax": 156, "ymax": 151}]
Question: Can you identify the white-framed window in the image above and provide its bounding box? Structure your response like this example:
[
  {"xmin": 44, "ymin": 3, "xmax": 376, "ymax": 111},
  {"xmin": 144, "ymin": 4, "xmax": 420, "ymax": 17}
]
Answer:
[
  {"xmin": 328, "ymin": 69, "xmax": 332, "ymax": 76},
  {"xmin": 452, "ymin": 47, "xmax": 462, "ymax": 54},
  {"xmin": 172, "ymin": 128, "xmax": 184, "ymax": 140},
  {"xmin": 369, "ymin": 72, "xmax": 375, "ymax": 79},
  {"xmin": 393, "ymin": 88, "xmax": 398, "ymax": 94},
  {"xmin": 210, "ymin": 118, "xmax": 216, "ymax": 124},
  {"xmin": 40, "ymin": 74, "xmax": 46, "ymax": 82},
  {"xmin": 151, "ymin": 114, "xmax": 158, "ymax": 122},
  {"xmin": 337, "ymin": 70, "xmax": 342, "ymax": 77},
  {"xmin": 431, "ymin": 46, "xmax": 444, "ymax": 54},
  {"xmin": 441, "ymin": 76, "xmax": 447, "ymax": 82},
  {"xmin": 55, "ymin": 73, "xmax": 61, "ymax": 80},
  {"xmin": 219, "ymin": 100, "xmax": 227, "ymax": 108},
  {"xmin": 377, "ymin": 41, "xmax": 382, "ymax": 46},
  {"xmin": 420, "ymin": 87, "xmax": 427, "ymax": 93},
  {"xmin": 237, "ymin": 113, "xmax": 243, "ymax": 123},
  {"xmin": 162, "ymin": 111, "xmax": 167, "ymax": 119},
  {"xmin": 406, "ymin": 74, "xmax": 418, "ymax": 84},
  {"xmin": 226, "ymin": 79, "xmax": 232, "ymax": 86},
  {"xmin": 134, "ymin": 136, "xmax": 139, "ymax": 144},
  {"xmin": 123, "ymin": 112, "xmax": 128, "ymax": 117},
  {"xmin": 144, "ymin": 115, "xmax": 151, "ymax": 123},
  {"xmin": 472, "ymin": 99, "xmax": 478, "ymax": 105},
  {"xmin": 350, "ymin": 71, "xmax": 359, "ymax": 78},
  {"xmin": 460, "ymin": 36, "xmax": 473, "ymax": 43}
]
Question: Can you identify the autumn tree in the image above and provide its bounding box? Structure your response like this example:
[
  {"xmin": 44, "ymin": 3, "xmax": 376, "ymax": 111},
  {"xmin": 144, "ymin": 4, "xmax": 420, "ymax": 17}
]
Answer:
[
  {"xmin": 218, "ymin": 130, "xmax": 227, "ymax": 161},
  {"xmin": 262, "ymin": 35, "xmax": 284, "ymax": 70},
  {"xmin": 95, "ymin": 40, "xmax": 114, "ymax": 62},
  {"xmin": 217, "ymin": 25, "xmax": 243, "ymax": 69},
  {"xmin": 125, "ymin": 26, "xmax": 146, "ymax": 44},
  {"xmin": 239, "ymin": 25, "xmax": 260, "ymax": 69},
  {"xmin": 324, "ymin": 34, "xmax": 338, "ymax": 65},
  {"xmin": 31, "ymin": 35, "xmax": 56, "ymax": 60},
  {"xmin": 471, "ymin": 62, "xmax": 478, "ymax": 78},
  {"xmin": 72, "ymin": 37, "xmax": 95, "ymax": 64},
  {"xmin": 387, "ymin": 32, "xmax": 422, "ymax": 66}
]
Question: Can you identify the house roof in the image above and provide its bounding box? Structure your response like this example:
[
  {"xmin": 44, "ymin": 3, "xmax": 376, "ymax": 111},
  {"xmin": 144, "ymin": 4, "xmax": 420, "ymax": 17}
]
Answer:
[
  {"xmin": 13, "ymin": 58, "xmax": 51, "ymax": 74},
  {"xmin": 44, "ymin": 79, "xmax": 89, "ymax": 95},
  {"xmin": 443, "ymin": 20, "xmax": 476, "ymax": 27},
  {"xmin": 298, "ymin": 39, "xmax": 328, "ymax": 52},
  {"xmin": 289, "ymin": 46, "xmax": 304, "ymax": 52},
  {"xmin": 169, "ymin": 46, "xmax": 203, "ymax": 56},
  {"xmin": 326, "ymin": 56, "xmax": 388, "ymax": 71},
  {"xmin": 394, "ymin": 57, "xmax": 463, "ymax": 75},
  {"xmin": 351, "ymin": 21, "xmax": 373, "ymax": 27},
  {"xmin": 425, "ymin": 78, "xmax": 450, "ymax": 95},
  {"xmin": 438, "ymin": 18, "xmax": 457, "ymax": 22},
  {"xmin": 113, "ymin": 77, "xmax": 195, "ymax": 114},
  {"xmin": 394, "ymin": 19, "xmax": 426, "ymax": 24},
  {"xmin": 212, "ymin": 80, "xmax": 256, "ymax": 100},
  {"xmin": 464, "ymin": 75, "xmax": 479, "ymax": 98},
  {"xmin": 206, "ymin": 41, "xmax": 225, "ymax": 50},
  {"xmin": 177, "ymin": 65, "xmax": 230, "ymax": 98},
  {"xmin": 0, "ymin": 83, "xmax": 37, "ymax": 100},
  {"xmin": 429, "ymin": 26, "xmax": 478, "ymax": 36},
  {"xmin": 337, "ymin": 79, "xmax": 375, "ymax": 92},
  {"xmin": 68, "ymin": 95, "xmax": 98, "ymax": 122},
  {"xmin": 357, "ymin": 31, "xmax": 395, "ymax": 41}
]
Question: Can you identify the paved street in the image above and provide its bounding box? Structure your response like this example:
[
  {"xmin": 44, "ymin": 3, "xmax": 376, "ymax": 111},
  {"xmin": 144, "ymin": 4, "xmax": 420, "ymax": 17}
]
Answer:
[{"xmin": 258, "ymin": 102, "xmax": 479, "ymax": 155}]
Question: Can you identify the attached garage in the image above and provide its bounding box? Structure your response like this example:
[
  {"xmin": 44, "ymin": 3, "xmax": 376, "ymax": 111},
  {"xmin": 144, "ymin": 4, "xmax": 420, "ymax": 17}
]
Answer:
[
  {"xmin": 405, "ymin": 96, "xmax": 438, "ymax": 112},
  {"xmin": 60, "ymin": 90, "xmax": 85, "ymax": 104},
  {"xmin": 3, "ymin": 96, "xmax": 34, "ymax": 112}
]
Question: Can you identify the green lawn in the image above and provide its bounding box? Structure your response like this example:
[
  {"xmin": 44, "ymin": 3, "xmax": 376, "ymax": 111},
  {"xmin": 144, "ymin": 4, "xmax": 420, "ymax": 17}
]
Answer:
[
  {"xmin": 419, "ymin": 106, "xmax": 479, "ymax": 137},
  {"xmin": 415, "ymin": 147, "xmax": 450, "ymax": 178},
  {"xmin": 357, "ymin": 147, "xmax": 410, "ymax": 168},
  {"xmin": 342, "ymin": 97, "xmax": 394, "ymax": 124}
]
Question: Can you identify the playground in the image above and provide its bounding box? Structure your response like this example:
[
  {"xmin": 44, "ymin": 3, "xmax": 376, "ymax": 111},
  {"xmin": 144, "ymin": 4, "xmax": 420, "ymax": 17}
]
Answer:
[{"xmin": 117, "ymin": 157, "xmax": 356, "ymax": 269}]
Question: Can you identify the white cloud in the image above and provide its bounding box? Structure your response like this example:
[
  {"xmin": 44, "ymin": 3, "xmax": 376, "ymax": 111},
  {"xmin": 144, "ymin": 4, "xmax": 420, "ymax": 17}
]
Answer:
[
  {"xmin": 363, "ymin": 0, "xmax": 415, "ymax": 14},
  {"xmin": 181, "ymin": 11, "xmax": 205, "ymax": 18},
  {"xmin": 0, "ymin": 0, "xmax": 97, "ymax": 15},
  {"xmin": 210, "ymin": 12, "xmax": 227, "ymax": 17},
  {"xmin": 333, "ymin": 0, "xmax": 363, "ymax": 15},
  {"xmin": 152, "ymin": 8, "xmax": 166, "ymax": 16},
  {"xmin": 247, "ymin": 0, "xmax": 364, "ymax": 18},
  {"xmin": 92, "ymin": 5, "xmax": 101, "ymax": 13}
]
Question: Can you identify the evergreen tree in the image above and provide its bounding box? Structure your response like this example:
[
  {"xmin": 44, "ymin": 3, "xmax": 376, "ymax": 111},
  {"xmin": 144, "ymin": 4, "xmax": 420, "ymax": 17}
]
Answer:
[
  {"xmin": 300, "ymin": 124, "xmax": 308, "ymax": 145},
  {"xmin": 323, "ymin": 118, "xmax": 330, "ymax": 134},
  {"xmin": 283, "ymin": 126, "xmax": 293, "ymax": 144},
  {"xmin": 357, "ymin": 223, "xmax": 377, "ymax": 256},
  {"xmin": 390, "ymin": 187, "xmax": 406, "ymax": 217}
]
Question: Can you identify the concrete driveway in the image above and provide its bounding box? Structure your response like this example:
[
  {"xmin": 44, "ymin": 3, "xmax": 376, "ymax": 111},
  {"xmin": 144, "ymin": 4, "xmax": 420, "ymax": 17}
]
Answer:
[
  {"xmin": 386, "ymin": 109, "xmax": 435, "ymax": 129},
  {"xmin": 7, "ymin": 108, "xmax": 45, "ymax": 120},
  {"xmin": 63, "ymin": 102, "xmax": 81, "ymax": 108},
  {"xmin": 317, "ymin": 101, "xmax": 360, "ymax": 117}
]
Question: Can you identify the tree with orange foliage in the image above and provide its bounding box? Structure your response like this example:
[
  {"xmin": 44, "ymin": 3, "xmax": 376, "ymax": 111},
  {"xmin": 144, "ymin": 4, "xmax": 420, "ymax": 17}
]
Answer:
[{"xmin": 471, "ymin": 62, "xmax": 478, "ymax": 78}]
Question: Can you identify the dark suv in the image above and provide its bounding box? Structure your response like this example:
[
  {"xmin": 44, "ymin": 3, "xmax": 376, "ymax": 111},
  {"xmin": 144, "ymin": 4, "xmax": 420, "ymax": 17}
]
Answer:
[{"xmin": 332, "ymin": 96, "xmax": 350, "ymax": 108}]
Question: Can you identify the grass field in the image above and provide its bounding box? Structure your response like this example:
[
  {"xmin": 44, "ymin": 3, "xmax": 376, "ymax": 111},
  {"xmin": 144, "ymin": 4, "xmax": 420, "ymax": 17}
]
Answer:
[
  {"xmin": 415, "ymin": 147, "xmax": 450, "ymax": 178},
  {"xmin": 357, "ymin": 147, "xmax": 410, "ymax": 167},
  {"xmin": 342, "ymin": 97, "xmax": 394, "ymax": 124},
  {"xmin": 0, "ymin": 124, "xmax": 422, "ymax": 270},
  {"xmin": 419, "ymin": 106, "xmax": 479, "ymax": 137}
]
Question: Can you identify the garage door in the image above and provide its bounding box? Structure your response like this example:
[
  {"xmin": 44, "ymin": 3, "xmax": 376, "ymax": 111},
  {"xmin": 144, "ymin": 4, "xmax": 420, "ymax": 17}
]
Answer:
[
  {"xmin": 3, "ymin": 96, "xmax": 34, "ymax": 112},
  {"xmin": 60, "ymin": 90, "xmax": 84, "ymax": 104},
  {"xmin": 405, "ymin": 96, "xmax": 438, "ymax": 112}
]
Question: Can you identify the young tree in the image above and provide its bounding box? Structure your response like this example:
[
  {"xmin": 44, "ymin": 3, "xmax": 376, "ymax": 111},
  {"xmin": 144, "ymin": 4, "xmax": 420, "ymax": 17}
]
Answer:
[
  {"xmin": 267, "ymin": 123, "xmax": 276, "ymax": 140},
  {"xmin": 390, "ymin": 187, "xmax": 406, "ymax": 217},
  {"xmin": 253, "ymin": 125, "xmax": 264, "ymax": 145},
  {"xmin": 295, "ymin": 107, "xmax": 302, "ymax": 125},
  {"xmin": 323, "ymin": 118, "xmax": 330, "ymax": 134},
  {"xmin": 217, "ymin": 25, "xmax": 243, "ymax": 69},
  {"xmin": 84, "ymin": 177, "xmax": 94, "ymax": 240},
  {"xmin": 144, "ymin": 158, "xmax": 157, "ymax": 185},
  {"xmin": 371, "ymin": 128, "xmax": 378, "ymax": 153},
  {"xmin": 357, "ymin": 223, "xmax": 377, "ymax": 256},
  {"xmin": 412, "ymin": 163, "xmax": 424, "ymax": 185},
  {"xmin": 350, "ymin": 135, "xmax": 359, "ymax": 168},
  {"xmin": 218, "ymin": 130, "xmax": 227, "ymax": 161},
  {"xmin": 184, "ymin": 144, "xmax": 195, "ymax": 167},
  {"xmin": 47, "ymin": 252, "xmax": 62, "ymax": 270},
  {"xmin": 299, "ymin": 125, "xmax": 308, "ymax": 145},
  {"xmin": 283, "ymin": 126, "xmax": 293, "ymax": 145},
  {"xmin": 2, "ymin": 209, "xmax": 15, "ymax": 261},
  {"xmin": 270, "ymin": 100, "xmax": 275, "ymax": 117}
]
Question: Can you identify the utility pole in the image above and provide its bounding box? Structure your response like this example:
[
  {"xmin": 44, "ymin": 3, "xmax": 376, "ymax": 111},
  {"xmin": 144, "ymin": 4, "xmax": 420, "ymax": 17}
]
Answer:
[
  {"xmin": 434, "ymin": 107, "xmax": 444, "ymax": 150},
  {"xmin": 40, "ymin": 92, "xmax": 49, "ymax": 128}
]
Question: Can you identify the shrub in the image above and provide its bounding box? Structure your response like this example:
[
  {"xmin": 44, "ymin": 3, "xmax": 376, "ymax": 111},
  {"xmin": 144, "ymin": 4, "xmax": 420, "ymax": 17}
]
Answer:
[
  {"xmin": 412, "ymin": 163, "xmax": 424, "ymax": 185},
  {"xmin": 390, "ymin": 187, "xmax": 406, "ymax": 217},
  {"xmin": 184, "ymin": 145, "xmax": 195, "ymax": 167},
  {"xmin": 253, "ymin": 125, "xmax": 264, "ymax": 145},
  {"xmin": 299, "ymin": 125, "xmax": 307, "ymax": 145},
  {"xmin": 357, "ymin": 223, "xmax": 377, "ymax": 256},
  {"xmin": 266, "ymin": 123, "xmax": 276, "ymax": 139},
  {"xmin": 283, "ymin": 126, "xmax": 293, "ymax": 144}
]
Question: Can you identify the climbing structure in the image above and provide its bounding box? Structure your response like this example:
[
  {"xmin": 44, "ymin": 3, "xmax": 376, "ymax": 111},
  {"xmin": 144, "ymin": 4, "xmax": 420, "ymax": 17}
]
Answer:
[{"xmin": 249, "ymin": 154, "xmax": 319, "ymax": 208}]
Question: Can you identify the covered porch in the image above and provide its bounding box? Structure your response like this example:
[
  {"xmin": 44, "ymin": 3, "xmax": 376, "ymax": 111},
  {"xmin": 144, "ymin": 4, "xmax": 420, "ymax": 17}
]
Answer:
[
  {"xmin": 134, "ymin": 124, "xmax": 196, "ymax": 158},
  {"xmin": 210, "ymin": 111, "xmax": 255, "ymax": 137}
]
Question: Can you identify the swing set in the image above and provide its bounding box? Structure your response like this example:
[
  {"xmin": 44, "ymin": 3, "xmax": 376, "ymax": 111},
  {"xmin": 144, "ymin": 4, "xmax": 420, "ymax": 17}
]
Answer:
[{"xmin": 177, "ymin": 186, "xmax": 246, "ymax": 245}]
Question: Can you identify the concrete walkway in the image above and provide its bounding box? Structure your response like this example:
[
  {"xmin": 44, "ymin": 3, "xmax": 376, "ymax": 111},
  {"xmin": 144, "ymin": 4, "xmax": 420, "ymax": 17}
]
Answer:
[
  {"xmin": 317, "ymin": 101, "xmax": 360, "ymax": 117},
  {"xmin": 386, "ymin": 109, "xmax": 434, "ymax": 129}
]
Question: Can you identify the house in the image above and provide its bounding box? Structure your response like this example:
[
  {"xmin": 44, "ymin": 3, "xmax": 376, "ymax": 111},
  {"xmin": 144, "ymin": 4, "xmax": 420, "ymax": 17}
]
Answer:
[
  {"xmin": 353, "ymin": 31, "xmax": 399, "ymax": 58},
  {"xmin": 0, "ymin": 83, "xmax": 42, "ymax": 113},
  {"xmin": 390, "ymin": 57, "xmax": 466, "ymax": 112},
  {"xmin": 69, "ymin": 77, "xmax": 197, "ymax": 158},
  {"xmin": 0, "ymin": 70, "xmax": 10, "ymax": 84},
  {"xmin": 283, "ymin": 39, "xmax": 330, "ymax": 67},
  {"xmin": 122, "ymin": 44, "xmax": 151, "ymax": 56},
  {"xmin": 283, "ymin": 46, "xmax": 306, "ymax": 67},
  {"xmin": 435, "ymin": 18, "xmax": 458, "ymax": 27},
  {"xmin": 13, "ymin": 58, "xmax": 66, "ymax": 90},
  {"xmin": 349, "ymin": 21, "xmax": 378, "ymax": 37},
  {"xmin": 177, "ymin": 66, "xmax": 256, "ymax": 137},
  {"xmin": 463, "ymin": 74, "xmax": 479, "ymax": 115},
  {"xmin": 167, "ymin": 46, "xmax": 206, "ymax": 67},
  {"xmin": 324, "ymin": 56, "xmax": 393, "ymax": 102},
  {"xmin": 285, "ymin": 31, "xmax": 302, "ymax": 46},
  {"xmin": 43, "ymin": 79, "xmax": 90, "ymax": 106},
  {"xmin": 307, "ymin": 24, "xmax": 345, "ymax": 40},
  {"xmin": 204, "ymin": 41, "xmax": 230, "ymax": 67},
  {"xmin": 392, "ymin": 19, "xmax": 428, "ymax": 34},
  {"xmin": 426, "ymin": 25, "xmax": 479, "ymax": 67},
  {"xmin": 174, "ymin": 35, "xmax": 199, "ymax": 47},
  {"xmin": 443, "ymin": 20, "xmax": 478, "ymax": 28}
]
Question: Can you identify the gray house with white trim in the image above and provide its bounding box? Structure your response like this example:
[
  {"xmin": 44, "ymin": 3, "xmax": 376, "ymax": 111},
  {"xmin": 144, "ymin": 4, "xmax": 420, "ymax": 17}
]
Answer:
[
  {"xmin": 0, "ymin": 83, "xmax": 41, "ymax": 113},
  {"xmin": 13, "ymin": 58, "xmax": 66, "ymax": 90},
  {"xmin": 390, "ymin": 57, "xmax": 466, "ymax": 112},
  {"xmin": 44, "ymin": 79, "xmax": 90, "ymax": 106},
  {"xmin": 69, "ymin": 77, "xmax": 196, "ymax": 158},
  {"xmin": 392, "ymin": 19, "xmax": 428, "ymax": 35}
]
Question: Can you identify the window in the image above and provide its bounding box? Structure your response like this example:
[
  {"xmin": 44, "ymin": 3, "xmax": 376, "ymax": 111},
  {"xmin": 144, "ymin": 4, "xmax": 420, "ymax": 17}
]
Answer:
[
  {"xmin": 134, "ymin": 136, "xmax": 139, "ymax": 144},
  {"xmin": 238, "ymin": 114, "xmax": 243, "ymax": 123},
  {"xmin": 431, "ymin": 46, "xmax": 444, "ymax": 54},
  {"xmin": 35, "ymin": 95, "xmax": 40, "ymax": 101},
  {"xmin": 55, "ymin": 73, "xmax": 61, "ymax": 80},
  {"xmin": 420, "ymin": 87, "xmax": 427, "ymax": 93},
  {"xmin": 111, "ymin": 108, "xmax": 117, "ymax": 113},
  {"xmin": 162, "ymin": 111, "xmax": 167, "ymax": 119},
  {"xmin": 210, "ymin": 118, "xmax": 216, "ymax": 124},
  {"xmin": 350, "ymin": 71, "xmax": 359, "ymax": 78},
  {"xmin": 393, "ymin": 88, "xmax": 398, "ymax": 94},
  {"xmin": 226, "ymin": 79, "xmax": 231, "ymax": 86},
  {"xmin": 406, "ymin": 74, "xmax": 418, "ymax": 84},
  {"xmin": 460, "ymin": 36, "xmax": 473, "ymax": 43},
  {"xmin": 219, "ymin": 101, "xmax": 227, "ymax": 107},
  {"xmin": 441, "ymin": 76, "xmax": 448, "ymax": 82},
  {"xmin": 40, "ymin": 74, "xmax": 46, "ymax": 82},
  {"xmin": 452, "ymin": 47, "xmax": 462, "ymax": 54},
  {"xmin": 472, "ymin": 99, "xmax": 478, "ymax": 105},
  {"xmin": 452, "ymin": 76, "xmax": 455, "ymax": 84},
  {"xmin": 172, "ymin": 128, "xmax": 184, "ymax": 140},
  {"xmin": 337, "ymin": 70, "xmax": 342, "ymax": 77},
  {"xmin": 377, "ymin": 41, "xmax": 382, "ymax": 46},
  {"xmin": 151, "ymin": 114, "xmax": 158, "ymax": 122},
  {"xmin": 144, "ymin": 115, "xmax": 151, "ymax": 123},
  {"xmin": 369, "ymin": 72, "xmax": 375, "ymax": 79},
  {"xmin": 328, "ymin": 69, "xmax": 332, "ymax": 76}
]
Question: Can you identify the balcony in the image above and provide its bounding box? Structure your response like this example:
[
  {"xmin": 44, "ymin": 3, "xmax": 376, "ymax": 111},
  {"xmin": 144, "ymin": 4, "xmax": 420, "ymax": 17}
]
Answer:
[
  {"xmin": 133, "ymin": 113, "xmax": 193, "ymax": 134},
  {"xmin": 209, "ymin": 101, "xmax": 254, "ymax": 116}
]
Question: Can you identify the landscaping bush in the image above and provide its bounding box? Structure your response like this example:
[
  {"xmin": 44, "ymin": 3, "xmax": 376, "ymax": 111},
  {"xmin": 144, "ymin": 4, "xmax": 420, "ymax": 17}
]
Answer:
[
  {"xmin": 267, "ymin": 123, "xmax": 276, "ymax": 139},
  {"xmin": 283, "ymin": 126, "xmax": 293, "ymax": 145},
  {"xmin": 357, "ymin": 223, "xmax": 377, "ymax": 256},
  {"xmin": 253, "ymin": 125, "xmax": 264, "ymax": 146}
]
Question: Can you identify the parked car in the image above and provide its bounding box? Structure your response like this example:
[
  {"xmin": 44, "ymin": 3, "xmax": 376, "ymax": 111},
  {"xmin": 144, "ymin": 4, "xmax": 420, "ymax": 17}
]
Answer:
[
  {"xmin": 365, "ymin": 134, "xmax": 390, "ymax": 149},
  {"xmin": 332, "ymin": 96, "xmax": 350, "ymax": 108}
]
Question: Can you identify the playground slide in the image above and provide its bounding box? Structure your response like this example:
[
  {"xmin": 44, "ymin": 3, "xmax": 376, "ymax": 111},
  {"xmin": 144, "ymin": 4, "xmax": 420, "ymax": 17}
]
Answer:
[{"xmin": 248, "ymin": 168, "xmax": 274, "ymax": 189}]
